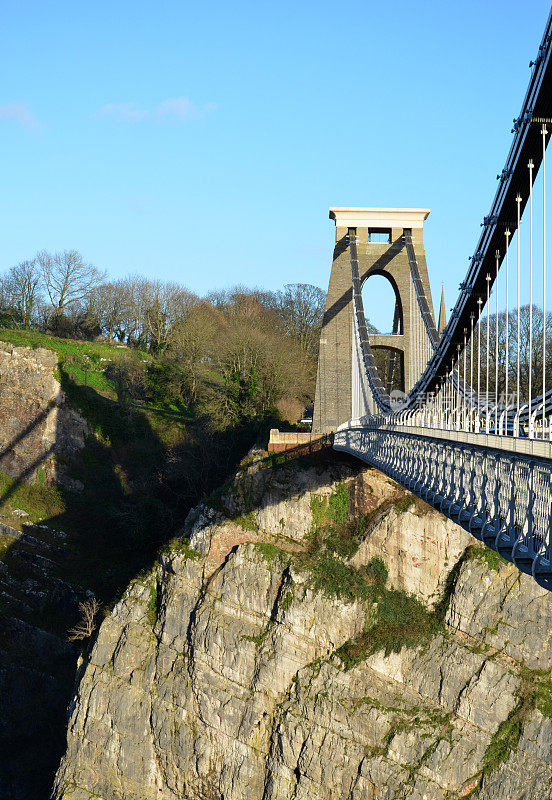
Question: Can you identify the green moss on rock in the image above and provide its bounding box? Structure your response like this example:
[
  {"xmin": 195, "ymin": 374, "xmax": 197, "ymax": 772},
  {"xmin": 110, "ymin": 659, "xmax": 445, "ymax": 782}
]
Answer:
[{"xmin": 466, "ymin": 545, "xmax": 509, "ymax": 572}]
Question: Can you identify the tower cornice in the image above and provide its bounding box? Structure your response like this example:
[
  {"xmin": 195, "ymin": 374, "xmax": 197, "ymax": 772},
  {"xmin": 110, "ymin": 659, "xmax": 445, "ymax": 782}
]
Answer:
[{"xmin": 329, "ymin": 207, "xmax": 430, "ymax": 229}]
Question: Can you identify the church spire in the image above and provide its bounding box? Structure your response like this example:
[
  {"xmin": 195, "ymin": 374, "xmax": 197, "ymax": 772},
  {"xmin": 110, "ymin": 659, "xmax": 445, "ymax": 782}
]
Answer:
[{"xmin": 438, "ymin": 286, "xmax": 447, "ymax": 334}]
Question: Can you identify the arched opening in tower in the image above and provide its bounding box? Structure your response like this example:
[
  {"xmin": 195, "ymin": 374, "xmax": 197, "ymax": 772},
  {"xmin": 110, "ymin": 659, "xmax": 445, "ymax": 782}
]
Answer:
[
  {"xmin": 361, "ymin": 272, "xmax": 405, "ymax": 393},
  {"xmin": 361, "ymin": 272, "xmax": 403, "ymax": 335},
  {"xmin": 371, "ymin": 345, "xmax": 405, "ymax": 394}
]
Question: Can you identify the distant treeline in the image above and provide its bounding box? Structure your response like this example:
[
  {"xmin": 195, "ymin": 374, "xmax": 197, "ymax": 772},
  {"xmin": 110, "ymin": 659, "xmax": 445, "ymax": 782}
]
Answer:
[{"xmin": 0, "ymin": 250, "xmax": 326, "ymax": 425}]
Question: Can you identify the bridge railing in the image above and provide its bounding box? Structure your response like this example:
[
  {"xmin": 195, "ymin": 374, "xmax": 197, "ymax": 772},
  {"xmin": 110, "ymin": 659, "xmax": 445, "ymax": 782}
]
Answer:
[{"xmin": 334, "ymin": 422, "xmax": 552, "ymax": 584}]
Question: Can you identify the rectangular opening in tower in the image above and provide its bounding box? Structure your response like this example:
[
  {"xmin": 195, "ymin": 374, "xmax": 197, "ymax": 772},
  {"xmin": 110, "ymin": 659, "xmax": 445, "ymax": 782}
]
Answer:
[{"xmin": 368, "ymin": 228, "xmax": 391, "ymax": 243}]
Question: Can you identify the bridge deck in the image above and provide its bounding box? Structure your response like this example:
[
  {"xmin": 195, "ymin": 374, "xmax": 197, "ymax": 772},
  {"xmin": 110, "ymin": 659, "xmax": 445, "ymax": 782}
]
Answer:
[{"xmin": 339, "ymin": 420, "xmax": 552, "ymax": 462}]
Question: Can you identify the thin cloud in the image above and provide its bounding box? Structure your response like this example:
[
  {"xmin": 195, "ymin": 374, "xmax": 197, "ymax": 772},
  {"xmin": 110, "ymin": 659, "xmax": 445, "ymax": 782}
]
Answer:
[
  {"xmin": 96, "ymin": 102, "xmax": 150, "ymax": 122},
  {"xmin": 0, "ymin": 103, "xmax": 40, "ymax": 130},
  {"xmin": 96, "ymin": 97, "xmax": 217, "ymax": 123},
  {"xmin": 156, "ymin": 97, "xmax": 217, "ymax": 120}
]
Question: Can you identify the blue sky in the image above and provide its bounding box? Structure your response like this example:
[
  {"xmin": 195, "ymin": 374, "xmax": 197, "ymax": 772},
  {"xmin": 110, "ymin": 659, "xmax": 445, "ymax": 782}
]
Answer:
[{"xmin": 1, "ymin": 0, "xmax": 551, "ymax": 327}]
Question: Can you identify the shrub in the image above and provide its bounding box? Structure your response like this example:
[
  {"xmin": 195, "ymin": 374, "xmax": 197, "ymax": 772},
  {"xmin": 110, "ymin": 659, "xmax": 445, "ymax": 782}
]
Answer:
[
  {"xmin": 364, "ymin": 556, "xmax": 388, "ymax": 587},
  {"xmin": 255, "ymin": 542, "xmax": 289, "ymax": 564},
  {"xmin": 365, "ymin": 589, "xmax": 442, "ymax": 655},
  {"xmin": 310, "ymin": 483, "xmax": 349, "ymax": 532},
  {"xmin": 303, "ymin": 552, "xmax": 377, "ymax": 602},
  {"xmin": 336, "ymin": 589, "xmax": 442, "ymax": 667},
  {"xmin": 147, "ymin": 582, "xmax": 159, "ymax": 627},
  {"xmin": 105, "ymin": 353, "xmax": 147, "ymax": 404},
  {"xmin": 309, "ymin": 483, "xmax": 365, "ymax": 560},
  {"xmin": 393, "ymin": 495, "xmax": 415, "ymax": 514},
  {"xmin": 146, "ymin": 355, "xmax": 193, "ymax": 409}
]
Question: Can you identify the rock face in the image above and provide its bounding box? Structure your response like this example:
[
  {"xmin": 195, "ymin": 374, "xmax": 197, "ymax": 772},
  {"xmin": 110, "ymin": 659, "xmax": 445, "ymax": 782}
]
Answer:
[
  {"xmin": 0, "ymin": 343, "xmax": 86, "ymax": 485},
  {"xmin": 349, "ymin": 499, "xmax": 473, "ymax": 606},
  {"xmin": 0, "ymin": 343, "xmax": 90, "ymax": 797},
  {"xmin": 52, "ymin": 451, "xmax": 552, "ymax": 800}
]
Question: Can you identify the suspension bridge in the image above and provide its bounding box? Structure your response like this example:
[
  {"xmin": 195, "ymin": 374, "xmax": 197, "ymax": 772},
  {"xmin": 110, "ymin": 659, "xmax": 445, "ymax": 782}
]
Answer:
[{"xmin": 313, "ymin": 9, "xmax": 552, "ymax": 589}]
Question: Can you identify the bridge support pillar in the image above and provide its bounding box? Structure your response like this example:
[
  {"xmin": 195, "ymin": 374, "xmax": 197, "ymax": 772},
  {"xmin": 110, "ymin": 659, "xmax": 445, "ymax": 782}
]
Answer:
[{"xmin": 313, "ymin": 207, "xmax": 435, "ymax": 433}]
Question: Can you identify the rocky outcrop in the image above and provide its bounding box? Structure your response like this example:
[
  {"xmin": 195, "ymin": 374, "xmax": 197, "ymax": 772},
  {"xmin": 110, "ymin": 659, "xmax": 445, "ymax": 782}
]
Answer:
[
  {"xmin": 0, "ymin": 343, "xmax": 86, "ymax": 486},
  {"xmin": 51, "ymin": 451, "xmax": 552, "ymax": 800}
]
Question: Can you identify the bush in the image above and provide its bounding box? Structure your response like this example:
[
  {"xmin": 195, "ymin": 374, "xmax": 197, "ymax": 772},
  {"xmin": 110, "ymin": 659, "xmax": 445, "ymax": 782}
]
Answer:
[
  {"xmin": 336, "ymin": 588, "xmax": 442, "ymax": 667},
  {"xmin": 46, "ymin": 311, "xmax": 101, "ymax": 340},
  {"xmin": 303, "ymin": 552, "xmax": 378, "ymax": 602},
  {"xmin": 366, "ymin": 589, "xmax": 442, "ymax": 654},
  {"xmin": 311, "ymin": 483, "xmax": 349, "ymax": 532},
  {"xmin": 146, "ymin": 355, "xmax": 193, "ymax": 409},
  {"xmin": 67, "ymin": 598, "xmax": 100, "ymax": 641},
  {"xmin": 147, "ymin": 582, "xmax": 159, "ymax": 627},
  {"xmin": 364, "ymin": 556, "xmax": 388, "ymax": 586},
  {"xmin": 466, "ymin": 544, "xmax": 508, "ymax": 572},
  {"xmin": 309, "ymin": 483, "xmax": 363, "ymax": 559},
  {"xmin": 105, "ymin": 353, "xmax": 147, "ymax": 404}
]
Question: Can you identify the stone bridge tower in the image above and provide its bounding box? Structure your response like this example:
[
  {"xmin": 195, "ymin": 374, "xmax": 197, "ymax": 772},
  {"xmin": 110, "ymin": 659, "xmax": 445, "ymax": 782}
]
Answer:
[{"xmin": 313, "ymin": 208, "xmax": 436, "ymax": 433}]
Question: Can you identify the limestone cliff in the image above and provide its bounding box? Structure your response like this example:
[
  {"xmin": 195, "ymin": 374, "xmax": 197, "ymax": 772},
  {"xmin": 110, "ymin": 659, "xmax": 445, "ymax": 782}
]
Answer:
[{"xmin": 52, "ymin": 450, "xmax": 552, "ymax": 800}]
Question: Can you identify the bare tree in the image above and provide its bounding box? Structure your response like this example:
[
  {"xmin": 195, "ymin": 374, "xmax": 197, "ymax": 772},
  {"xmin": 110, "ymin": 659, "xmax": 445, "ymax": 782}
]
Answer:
[
  {"xmin": 109, "ymin": 274, "xmax": 161, "ymax": 346},
  {"xmin": 114, "ymin": 275, "xmax": 147, "ymax": 345},
  {"xmin": 0, "ymin": 272, "xmax": 24, "ymax": 326},
  {"xmin": 91, "ymin": 280, "xmax": 129, "ymax": 341},
  {"xmin": 168, "ymin": 300, "xmax": 217, "ymax": 402},
  {"xmin": 207, "ymin": 286, "xmax": 278, "ymax": 317},
  {"xmin": 142, "ymin": 279, "xmax": 197, "ymax": 351},
  {"xmin": 466, "ymin": 304, "xmax": 552, "ymax": 405},
  {"xmin": 38, "ymin": 249, "xmax": 106, "ymax": 315},
  {"xmin": 276, "ymin": 283, "xmax": 325, "ymax": 358},
  {"xmin": 67, "ymin": 597, "xmax": 100, "ymax": 641},
  {"xmin": 3, "ymin": 259, "xmax": 42, "ymax": 327}
]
